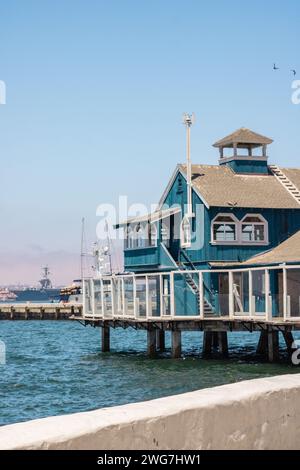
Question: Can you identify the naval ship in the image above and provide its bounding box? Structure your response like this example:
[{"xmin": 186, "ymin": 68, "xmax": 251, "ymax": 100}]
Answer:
[{"xmin": 11, "ymin": 266, "xmax": 61, "ymax": 302}]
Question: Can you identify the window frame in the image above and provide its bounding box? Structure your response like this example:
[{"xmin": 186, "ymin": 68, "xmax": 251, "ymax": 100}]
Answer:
[
  {"xmin": 211, "ymin": 213, "xmax": 239, "ymax": 245},
  {"xmin": 124, "ymin": 222, "xmax": 158, "ymax": 250},
  {"xmin": 240, "ymin": 214, "xmax": 269, "ymax": 245},
  {"xmin": 210, "ymin": 212, "xmax": 269, "ymax": 246}
]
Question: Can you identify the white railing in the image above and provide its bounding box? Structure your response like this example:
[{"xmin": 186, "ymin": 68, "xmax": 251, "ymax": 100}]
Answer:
[{"xmin": 82, "ymin": 265, "xmax": 300, "ymax": 323}]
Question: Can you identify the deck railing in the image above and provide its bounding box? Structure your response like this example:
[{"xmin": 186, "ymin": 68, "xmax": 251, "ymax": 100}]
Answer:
[{"xmin": 83, "ymin": 265, "xmax": 300, "ymax": 323}]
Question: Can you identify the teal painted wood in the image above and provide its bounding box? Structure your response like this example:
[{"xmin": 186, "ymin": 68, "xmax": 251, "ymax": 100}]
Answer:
[
  {"xmin": 124, "ymin": 247, "xmax": 159, "ymax": 271},
  {"xmin": 220, "ymin": 159, "xmax": 269, "ymax": 174}
]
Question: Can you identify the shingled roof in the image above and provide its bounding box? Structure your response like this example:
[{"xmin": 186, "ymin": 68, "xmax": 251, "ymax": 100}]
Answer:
[
  {"xmin": 179, "ymin": 164, "xmax": 300, "ymax": 209},
  {"xmin": 242, "ymin": 230, "xmax": 300, "ymax": 266},
  {"xmin": 213, "ymin": 127, "xmax": 273, "ymax": 148}
]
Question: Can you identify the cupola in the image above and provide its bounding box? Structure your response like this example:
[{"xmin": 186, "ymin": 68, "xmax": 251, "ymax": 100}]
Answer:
[{"xmin": 213, "ymin": 127, "xmax": 273, "ymax": 174}]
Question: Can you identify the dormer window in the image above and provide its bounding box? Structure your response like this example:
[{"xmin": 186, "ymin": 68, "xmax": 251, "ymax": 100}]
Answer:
[
  {"xmin": 211, "ymin": 213, "xmax": 269, "ymax": 245},
  {"xmin": 241, "ymin": 214, "xmax": 268, "ymax": 244},
  {"xmin": 212, "ymin": 214, "xmax": 238, "ymax": 243}
]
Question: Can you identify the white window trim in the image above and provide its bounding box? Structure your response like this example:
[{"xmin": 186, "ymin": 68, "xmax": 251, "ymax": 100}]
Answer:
[
  {"xmin": 240, "ymin": 213, "xmax": 269, "ymax": 245},
  {"xmin": 211, "ymin": 213, "xmax": 239, "ymax": 245},
  {"xmin": 180, "ymin": 216, "xmax": 192, "ymax": 248},
  {"xmin": 210, "ymin": 213, "xmax": 269, "ymax": 246}
]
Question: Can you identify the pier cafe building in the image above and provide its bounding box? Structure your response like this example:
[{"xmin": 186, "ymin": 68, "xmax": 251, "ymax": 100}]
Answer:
[{"xmin": 83, "ymin": 127, "xmax": 300, "ymax": 335}]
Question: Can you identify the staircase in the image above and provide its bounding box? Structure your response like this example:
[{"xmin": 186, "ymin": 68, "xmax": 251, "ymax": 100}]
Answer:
[
  {"xmin": 269, "ymin": 165, "xmax": 300, "ymax": 205},
  {"xmin": 177, "ymin": 250, "xmax": 215, "ymax": 316}
]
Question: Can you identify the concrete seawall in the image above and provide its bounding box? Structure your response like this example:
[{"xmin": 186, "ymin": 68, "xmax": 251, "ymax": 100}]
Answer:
[{"xmin": 1, "ymin": 374, "xmax": 300, "ymax": 450}]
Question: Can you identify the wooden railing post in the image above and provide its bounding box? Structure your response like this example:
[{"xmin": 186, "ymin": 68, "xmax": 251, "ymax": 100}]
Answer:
[
  {"xmin": 170, "ymin": 272, "xmax": 175, "ymax": 318},
  {"xmin": 283, "ymin": 266, "xmax": 288, "ymax": 320},
  {"xmin": 228, "ymin": 271, "xmax": 234, "ymax": 319},
  {"xmin": 265, "ymin": 269, "xmax": 271, "ymax": 321},
  {"xmin": 249, "ymin": 270, "xmax": 254, "ymax": 318},
  {"xmin": 199, "ymin": 271, "xmax": 204, "ymax": 319}
]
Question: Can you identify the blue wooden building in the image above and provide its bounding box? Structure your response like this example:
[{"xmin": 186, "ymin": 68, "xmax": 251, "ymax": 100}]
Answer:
[{"xmin": 84, "ymin": 126, "xmax": 300, "ymax": 324}]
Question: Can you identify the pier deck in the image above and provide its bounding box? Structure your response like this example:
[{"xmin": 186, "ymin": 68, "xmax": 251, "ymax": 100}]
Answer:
[
  {"xmin": 1, "ymin": 303, "xmax": 299, "ymax": 362},
  {"xmin": 0, "ymin": 303, "xmax": 82, "ymax": 320}
]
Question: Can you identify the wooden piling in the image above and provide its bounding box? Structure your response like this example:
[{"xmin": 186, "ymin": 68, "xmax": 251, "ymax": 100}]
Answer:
[
  {"xmin": 156, "ymin": 330, "xmax": 165, "ymax": 352},
  {"xmin": 101, "ymin": 326, "xmax": 110, "ymax": 352},
  {"xmin": 171, "ymin": 331, "xmax": 181, "ymax": 358},
  {"xmin": 267, "ymin": 330, "xmax": 279, "ymax": 362},
  {"xmin": 218, "ymin": 332, "xmax": 229, "ymax": 357},
  {"xmin": 203, "ymin": 331, "xmax": 228, "ymax": 357},
  {"xmin": 212, "ymin": 332, "xmax": 219, "ymax": 349},
  {"xmin": 203, "ymin": 331, "xmax": 213, "ymax": 356},
  {"xmin": 256, "ymin": 331, "xmax": 268, "ymax": 355},
  {"xmin": 147, "ymin": 330, "xmax": 157, "ymax": 358}
]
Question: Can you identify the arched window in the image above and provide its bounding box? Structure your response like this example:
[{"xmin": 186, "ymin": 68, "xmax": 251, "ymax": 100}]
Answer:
[
  {"xmin": 212, "ymin": 214, "xmax": 238, "ymax": 243},
  {"xmin": 180, "ymin": 216, "xmax": 191, "ymax": 248},
  {"xmin": 241, "ymin": 214, "xmax": 268, "ymax": 244}
]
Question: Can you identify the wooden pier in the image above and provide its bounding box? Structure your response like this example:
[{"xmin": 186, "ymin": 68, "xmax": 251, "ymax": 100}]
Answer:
[
  {"xmin": 1, "ymin": 303, "xmax": 299, "ymax": 363},
  {"xmin": 0, "ymin": 303, "xmax": 82, "ymax": 320},
  {"xmin": 73, "ymin": 315, "xmax": 300, "ymax": 363}
]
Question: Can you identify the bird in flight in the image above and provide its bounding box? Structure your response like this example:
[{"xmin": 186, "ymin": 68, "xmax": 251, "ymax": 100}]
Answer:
[
  {"xmin": 273, "ymin": 63, "xmax": 279, "ymax": 70},
  {"xmin": 291, "ymin": 69, "xmax": 297, "ymax": 76}
]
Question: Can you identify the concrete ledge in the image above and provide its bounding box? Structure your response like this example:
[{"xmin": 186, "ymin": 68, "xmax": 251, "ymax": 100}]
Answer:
[{"xmin": 1, "ymin": 374, "xmax": 300, "ymax": 450}]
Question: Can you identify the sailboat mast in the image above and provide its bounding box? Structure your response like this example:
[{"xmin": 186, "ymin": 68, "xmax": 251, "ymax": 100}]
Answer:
[{"xmin": 80, "ymin": 217, "xmax": 85, "ymax": 281}]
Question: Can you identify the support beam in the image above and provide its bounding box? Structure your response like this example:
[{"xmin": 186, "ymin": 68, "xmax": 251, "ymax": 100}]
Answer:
[
  {"xmin": 171, "ymin": 331, "xmax": 181, "ymax": 359},
  {"xmin": 156, "ymin": 330, "xmax": 165, "ymax": 352},
  {"xmin": 282, "ymin": 331, "xmax": 295, "ymax": 355},
  {"xmin": 101, "ymin": 326, "xmax": 110, "ymax": 352},
  {"xmin": 147, "ymin": 330, "xmax": 157, "ymax": 358}
]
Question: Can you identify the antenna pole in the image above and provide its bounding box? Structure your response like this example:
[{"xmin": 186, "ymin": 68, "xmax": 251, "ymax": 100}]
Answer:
[{"xmin": 183, "ymin": 113, "xmax": 194, "ymax": 218}]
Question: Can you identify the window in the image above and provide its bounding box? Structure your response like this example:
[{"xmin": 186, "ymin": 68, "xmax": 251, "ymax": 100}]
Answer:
[
  {"xmin": 125, "ymin": 223, "xmax": 157, "ymax": 249},
  {"xmin": 211, "ymin": 213, "xmax": 269, "ymax": 245},
  {"xmin": 212, "ymin": 214, "xmax": 238, "ymax": 243},
  {"xmin": 241, "ymin": 215, "xmax": 268, "ymax": 244},
  {"xmin": 180, "ymin": 216, "xmax": 191, "ymax": 248},
  {"xmin": 136, "ymin": 224, "xmax": 144, "ymax": 248},
  {"xmin": 127, "ymin": 226, "xmax": 135, "ymax": 249},
  {"xmin": 149, "ymin": 223, "xmax": 157, "ymax": 247},
  {"xmin": 124, "ymin": 226, "xmax": 129, "ymax": 249},
  {"xmin": 161, "ymin": 221, "xmax": 170, "ymax": 247}
]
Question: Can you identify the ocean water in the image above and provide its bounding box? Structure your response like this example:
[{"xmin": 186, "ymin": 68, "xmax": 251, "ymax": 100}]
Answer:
[{"xmin": 0, "ymin": 321, "xmax": 299, "ymax": 427}]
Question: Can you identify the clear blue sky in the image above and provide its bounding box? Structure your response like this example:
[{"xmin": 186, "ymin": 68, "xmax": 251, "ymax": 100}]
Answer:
[{"xmin": 0, "ymin": 0, "xmax": 299, "ymax": 284}]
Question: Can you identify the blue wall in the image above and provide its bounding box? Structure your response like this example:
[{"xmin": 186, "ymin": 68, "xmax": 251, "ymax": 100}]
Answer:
[{"xmin": 220, "ymin": 159, "xmax": 269, "ymax": 174}]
